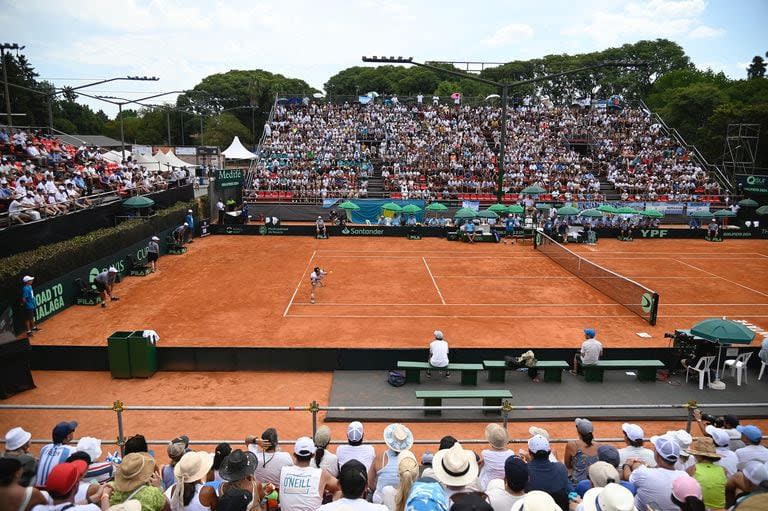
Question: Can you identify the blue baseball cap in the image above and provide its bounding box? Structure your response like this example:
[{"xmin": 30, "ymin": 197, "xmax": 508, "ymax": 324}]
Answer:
[
  {"xmin": 52, "ymin": 421, "xmax": 78, "ymax": 443},
  {"xmin": 584, "ymin": 329, "xmax": 596, "ymax": 338},
  {"xmin": 737, "ymin": 425, "xmax": 763, "ymax": 443}
]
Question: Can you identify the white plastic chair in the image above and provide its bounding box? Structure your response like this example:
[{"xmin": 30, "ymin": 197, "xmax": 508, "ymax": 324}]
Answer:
[
  {"xmin": 723, "ymin": 352, "xmax": 753, "ymax": 386},
  {"xmin": 759, "ymin": 361, "xmax": 767, "ymax": 381},
  {"xmin": 686, "ymin": 356, "xmax": 715, "ymax": 390}
]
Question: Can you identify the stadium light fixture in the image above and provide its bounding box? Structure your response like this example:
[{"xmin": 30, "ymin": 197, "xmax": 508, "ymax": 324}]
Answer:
[{"xmin": 361, "ymin": 55, "xmax": 647, "ymax": 202}]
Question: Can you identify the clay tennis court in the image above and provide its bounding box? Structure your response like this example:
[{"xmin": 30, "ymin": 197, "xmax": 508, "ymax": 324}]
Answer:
[{"xmin": 29, "ymin": 235, "xmax": 768, "ymax": 349}]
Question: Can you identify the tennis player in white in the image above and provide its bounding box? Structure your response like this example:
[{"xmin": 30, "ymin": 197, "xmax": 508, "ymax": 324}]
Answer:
[{"xmin": 310, "ymin": 266, "xmax": 329, "ymax": 304}]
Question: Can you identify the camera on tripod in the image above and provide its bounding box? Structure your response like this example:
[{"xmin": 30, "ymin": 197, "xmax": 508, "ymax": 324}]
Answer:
[{"xmin": 699, "ymin": 412, "xmax": 725, "ymax": 428}]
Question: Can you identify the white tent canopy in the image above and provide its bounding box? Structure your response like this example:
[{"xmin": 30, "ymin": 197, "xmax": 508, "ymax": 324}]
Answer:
[
  {"xmin": 135, "ymin": 153, "xmax": 161, "ymax": 171},
  {"xmin": 222, "ymin": 136, "xmax": 257, "ymax": 160},
  {"xmin": 164, "ymin": 150, "xmax": 195, "ymax": 168},
  {"xmin": 102, "ymin": 150, "xmax": 130, "ymax": 164}
]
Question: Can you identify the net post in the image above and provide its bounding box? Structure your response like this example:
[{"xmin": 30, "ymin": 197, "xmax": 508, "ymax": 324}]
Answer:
[{"xmin": 649, "ymin": 292, "xmax": 660, "ymax": 326}]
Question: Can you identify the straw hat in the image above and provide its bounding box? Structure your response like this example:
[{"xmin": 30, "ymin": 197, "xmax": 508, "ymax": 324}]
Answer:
[
  {"xmin": 485, "ymin": 423, "xmax": 508, "ymax": 450},
  {"xmin": 511, "ymin": 491, "xmax": 560, "ymax": 511},
  {"xmin": 114, "ymin": 453, "xmax": 155, "ymax": 492},
  {"xmin": 174, "ymin": 451, "xmax": 214, "ymax": 482},
  {"xmin": 685, "ymin": 437, "xmax": 721, "ymax": 459},
  {"xmin": 432, "ymin": 442, "xmax": 479, "ymax": 487}
]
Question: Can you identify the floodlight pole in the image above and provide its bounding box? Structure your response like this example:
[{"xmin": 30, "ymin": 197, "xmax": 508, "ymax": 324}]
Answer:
[
  {"xmin": 1, "ymin": 43, "xmax": 25, "ymax": 127},
  {"xmin": 362, "ymin": 56, "xmax": 646, "ymax": 202}
]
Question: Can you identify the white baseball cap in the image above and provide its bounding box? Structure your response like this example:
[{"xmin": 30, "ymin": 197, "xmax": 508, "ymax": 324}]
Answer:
[
  {"xmin": 622, "ymin": 423, "xmax": 644, "ymax": 442},
  {"xmin": 183, "ymin": 222, "xmax": 189, "ymax": 227},
  {"xmin": 528, "ymin": 434, "xmax": 550, "ymax": 453},
  {"xmin": 76, "ymin": 436, "xmax": 103, "ymax": 461},
  {"xmin": 22, "ymin": 275, "xmax": 34, "ymax": 283},
  {"xmin": 347, "ymin": 421, "xmax": 364, "ymax": 442},
  {"xmin": 705, "ymin": 425, "xmax": 731, "ymax": 448},
  {"xmin": 188, "ymin": 209, "xmax": 193, "ymax": 213},
  {"xmin": 151, "ymin": 236, "xmax": 160, "ymax": 241},
  {"xmin": 108, "ymin": 266, "xmax": 118, "ymax": 273},
  {"xmin": 294, "ymin": 436, "xmax": 315, "ymax": 456}
]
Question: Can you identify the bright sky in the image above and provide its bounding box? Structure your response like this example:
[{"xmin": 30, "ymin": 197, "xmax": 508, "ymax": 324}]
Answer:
[{"xmin": 2, "ymin": 0, "xmax": 765, "ymax": 118}]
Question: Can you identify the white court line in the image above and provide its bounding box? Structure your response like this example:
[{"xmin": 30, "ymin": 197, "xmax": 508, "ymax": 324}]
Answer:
[
  {"xmin": 289, "ymin": 302, "xmax": 768, "ymax": 307},
  {"xmin": 315, "ymin": 255, "xmax": 545, "ymax": 259},
  {"xmin": 423, "ymin": 257, "xmax": 446, "ymax": 305},
  {"xmin": 283, "ymin": 249, "xmax": 317, "ymax": 317},
  {"xmin": 432, "ymin": 275, "xmax": 720, "ymax": 279},
  {"xmin": 286, "ymin": 313, "xmax": 768, "ymax": 319},
  {"xmin": 674, "ymin": 259, "xmax": 768, "ymax": 299}
]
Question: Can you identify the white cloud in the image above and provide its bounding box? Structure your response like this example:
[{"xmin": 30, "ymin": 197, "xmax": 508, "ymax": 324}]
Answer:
[
  {"xmin": 688, "ymin": 25, "xmax": 725, "ymax": 39},
  {"xmin": 482, "ymin": 24, "xmax": 535, "ymax": 47}
]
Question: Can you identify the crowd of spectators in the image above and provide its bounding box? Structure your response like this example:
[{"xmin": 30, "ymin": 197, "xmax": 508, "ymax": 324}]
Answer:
[
  {"xmin": 3, "ymin": 414, "xmax": 766, "ymax": 511},
  {"xmin": 247, "ymin": 100, "xmax": 721, "ymax": 205},
  {"xmin": 0, "ymin": 128, "xmax": 181, "ymax": 225}
]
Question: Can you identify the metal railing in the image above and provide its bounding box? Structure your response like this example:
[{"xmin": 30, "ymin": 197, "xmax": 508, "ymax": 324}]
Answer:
[{"xmin": 2, "ymin": 400, "xmax": 766, "ymax": 455}]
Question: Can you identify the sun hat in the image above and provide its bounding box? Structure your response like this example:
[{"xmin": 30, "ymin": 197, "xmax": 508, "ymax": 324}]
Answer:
[
  {"xmin": 397, "ymin": 450, "xmax": 419, "ymax": 479},
  {"xmin": 671, "ymin": 474, "xmax": 702, "ymax": 501},
  {"xmin": 584, "ymin": 483, "xmax": 638, "ymax": 511},
  {"xmin": 294, "ymin": 436, "xmax": 315, "ymax": 456},
  {"xmin": 219, "ymin": 449, "xmax": 257, "ymax": 482},
  {"xmin": 314, "ymin": 426, "xmax": 331, "ymax": 448},
  {"xmin": 528, "ymin": 426, "xmax": 550, "ymax": 439},
  {"xmin": 589, "ymin": 461, "xmax": 619, "ymax": 487},
  {"xmin": 432, "ymin": 442, "xmax": 478, "ymax": 487},
  {"xmin": 107, "ymin": 501, "xmax": 142, "ymax": 511},
  {"xmin": 511, "ymin": 490, "xmax": 561, "ymax": 511},
  {"xmin": 705, "ymin": 425, "xmax": 731, "ymax": 448},
  {"xmin": 621, "ymin": 423, "xmax": 644, "ymax": 442},
  {"xmin": 737, "ymin": 425, "xmax": 763, "ymax": 443},
  {"xmin": 528, "ymin": 434, "xmax": 550, "ymax": 454},
  {"xmin": 174, "ymin": 451, "xmax": 214, "ymax": 482},
  {"xmin": 114, "ymin": 452, "xmax": 155, "ymax": 492},
  {"xmin": 5, "ymin": 427, "xmax": 32, "ymax": 451},
  {"xmin": 384, "ymin": 423, "xmax": 414, "ymax": 452},
  {"xmin": 45, "ymin": 460, "xmax": 88, "ymax": 496},
  {"xmin": 685, "ymin": 437, "xmax": 721, "ymax": 459},
  {"xmin": 216, "ymin": 487, "xmax": 253, "ymax": 511},
  {"xmin": 52, "ymin": 421, "xmax": 78, "ymax": 443},
  {"xmin": 22, "ymin": 275, "xmax": 34, "ymax": 283},
  {"xmin": 597, "ymin": 445, "xmax": 621, "ymax": 467},
  {"xmin": 743, "ymin": 460, "xmax": 768, "ymax": 485},
  {"xmin": 347, "ymin": 421, "xmax": 364, "ymax": 442},
  {"xmin": 450, "ymin": 493, "xmax": 493, "ymax": 511},
  {"xmin": 485, "ymin": 423, "xmax": 508, "ymax": 450},
  {"xmin": 733, "ymin": 493, "xmax": 768, "ymax": 511},
  {"xmin": 650, "ymin": 435, "xmax": 680, "ymax": 462},
  {"xmin": 576, "ymin": 418, "xmax": 594, "ymax": 435},
  {"xmin": 434, "ymin": 330, "xmax": 444, "ymax": 340},
  {"xmin": 76, "ymin": 436, "xmax": 102, "ymax": 462}
]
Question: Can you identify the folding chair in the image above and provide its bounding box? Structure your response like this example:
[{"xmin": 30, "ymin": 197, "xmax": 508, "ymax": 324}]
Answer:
[{"xmin": 685, "ymin": 355, "xmax": 715, "ymax": 390}]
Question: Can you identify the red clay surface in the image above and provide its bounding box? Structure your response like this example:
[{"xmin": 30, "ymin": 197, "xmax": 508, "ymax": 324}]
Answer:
[
  {"xmin": 4, "ymin": 370, "xmax": 768, "ymax": 465},
  {"xmin": 28, "ymin": 236, "xmax": 768, "ymax": 350}
]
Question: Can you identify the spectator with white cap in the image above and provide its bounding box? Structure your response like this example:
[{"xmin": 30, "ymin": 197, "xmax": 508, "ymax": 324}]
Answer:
[
  {"xmin": 427, "ymin": 330, "xmax": 449, "ymax": 378},
  {"xmin": 618, "ymin": 423, "xmax": 655, "ymax": 468},
  {"xmin": 579, "ymin": 482, "xmax": 637, "ymax": 511},
  {"xmin": 147, "ymin": 236, "xmax": 160, "ymax": 272},
  {"xmin": 2, "ymin": 427, "xmax": 36, "ymax": 487},
  {"xmin": 735, "ymin": 425, "xmax": 768, "ymax": 470},
  {"xmin": 510, "ymin": 490, "xmax": 561, "ymax": 511},
  {"xmin": 76, "ymin": 436, "xmax": 114, "ymax": 484},
  {"xmin": 20, "ymin": 275, "xmax": 39, "ymax": 337},
  {"xmin": 336, "ymin": 421, "xmax": 376, "ymax": 472},
  {"xmin": 664, "ymin": 430, "xmax": 694, "ymax": 471},
  {"xmin": 702, "ymin": 426, "xmax": 737, "ymax": 477},
  {"xmin": 173, "ymin": 223, "xmax": 188, "ymax": 245},
  {"xmin": 279, "ymin": 436, "xmax": 339, "ymax": 511},
  {"xmin": 93, "ymin": 267, "xmax": 120, "ymax": 308},
  {"xmin": 726, "ymin": 459, "xmax": 768, "ymax": 507},
  {"xmin": 478, "ymin": 423, "xmax": 513, "ymax": 490},
  {"xmin": 431, "ymin": 441, "xmax": 481, "ymax": 500},
  {"xmin": 528, "ymin": 426, "xmax": 558, "ymax": 462},
  {"xmin": 625, "ymin": 434, "xmax": 687, "ymax": 511},
  {"xmin": 524, "ymin": 434, "xmax": 570, "ymax": 510},
  {"xmin": 36, "ymin": 420, "xmax": 78, "ymax": 487},
  {"xmin": 369, "ymin": 423, "xmax": 413, "ymax": 502}
]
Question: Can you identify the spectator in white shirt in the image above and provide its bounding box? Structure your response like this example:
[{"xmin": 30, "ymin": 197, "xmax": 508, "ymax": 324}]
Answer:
[{"xmin": 427, "ymin": 330, "xmax": 449, "ymax": 378}]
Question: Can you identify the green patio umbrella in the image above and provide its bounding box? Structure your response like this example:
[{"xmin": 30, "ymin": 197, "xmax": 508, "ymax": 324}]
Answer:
[
  {"xmin": 714, "ymin": 209, "xmax": 737, "ymax": 218},
  {"xmin": 597, "ymin": 204, "xmax": 618, "ymax": 214},
  {"xmin": 738, "ymin": 198, "xmax": 759, "ymax": 207},
  {"xmin": 521, "ymin": 185, "xmax": 546, "ymax": 194},
  {"xmin": 640, "ymin": 210, "xmax": 665, "ymax": 218},
  {"xmin": 454, "ymin": 207, "xmax": 478, "ymax": 219},
  {"xmin": 691, "ymin": 209, "xmax": 713, "ymax": 218},
  {"xmin": 123, "ymin": 196, "xmax": 155, "ymax": 209},
  {"xmin": 579, "ymin": 208, "xmax": 604, "ymax": 218},
  {"xmin": 691, "ymin": 317, "xmax": 756, "ymax": 384},
  {"xmin": 477, "ymin": 209, "xmax": 499, "ymax": 219},
  {"xmin": 425, "ymin": 202, "xmax": 448, "ymax": 211},
  {"xmin": 338, "ymin": 201, "xmax": 360, "ymax": 210},
  {"xmin": 488, "ymin": 203, "xmax": 508, "ymax": 213},
  {"xmin": 556, "ymin": 206, "xmax": 579, "ymax": 216},
  {"xmin": 616, "ymin": 206, "xmax": 638, "ymax": 214},
  {"xmin": 381, "ymin": 202, "xmax": 402, "ymax": 212},
  {"xmin": 401, "ymin": 204, "xmax": 422, "ymax": 214},
  {"xmin": 757, "ymin": 205, "xmax": 768, "ymax": 216},
  {"xmin": 506, "ymin": 204, "xmax": 525, "ymax": 214}
]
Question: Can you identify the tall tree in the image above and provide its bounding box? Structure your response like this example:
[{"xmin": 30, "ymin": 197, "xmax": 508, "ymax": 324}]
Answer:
[{"xmin": 747, "ymin": 55, "xmax": 766, "ymax": 79}]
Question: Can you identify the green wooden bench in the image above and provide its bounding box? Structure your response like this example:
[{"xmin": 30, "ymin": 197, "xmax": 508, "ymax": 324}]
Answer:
[
  {"xmin": 583, "ymin": 360, "xmax": 665, "ymax": 382},
  {"xmin": 484, "ymin": 360, "xmax": 570, "ymax": 383},
  {"xmin": 397, "ymin": 362, "xmax": 484, "ymax": 386},
  {"xmin": 415, "ymin": 390, "xmax": 513, "ymax": 416}
]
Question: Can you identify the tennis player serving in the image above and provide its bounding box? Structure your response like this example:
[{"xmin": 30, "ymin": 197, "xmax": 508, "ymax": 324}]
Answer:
[{"xmin": 310, "ymin": 266, "xmax": 329, "ymax": 304}]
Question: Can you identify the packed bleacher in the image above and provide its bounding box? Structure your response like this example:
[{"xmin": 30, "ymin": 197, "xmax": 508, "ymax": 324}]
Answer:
[
  {"xmin": 247, "ymin": 100, "xmax": 722, "ymax": 205},
  {"xmin": 0, "ymin": 128, "xmax": 180, "ymax": 225},
  {"xmin": 2, "ymin": 414, "xmax": 766, "ymax": 511}
]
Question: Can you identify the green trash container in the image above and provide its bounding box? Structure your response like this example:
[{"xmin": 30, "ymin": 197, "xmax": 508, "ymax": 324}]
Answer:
[
  {"xmin": 107, "ymin": 331, "xmax": 134, "ymax": 379},
  {"xmin": 128, "ymin": 331, "xmax": 157, "ymax": 378}
]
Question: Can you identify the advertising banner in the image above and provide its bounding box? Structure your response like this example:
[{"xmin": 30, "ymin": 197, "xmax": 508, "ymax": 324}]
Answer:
[
  {"xmin": 736, "ymin": 175, "xmax": 768, "ymax": 197},
  {"xmin": 216, "ymin": 169, "xmax": 244, "ymax": 189}
]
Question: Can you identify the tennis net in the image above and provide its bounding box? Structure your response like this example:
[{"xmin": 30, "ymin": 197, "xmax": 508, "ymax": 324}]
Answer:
[{"xmin": 534, "ymin": 231, "xmax": 659, "ymax": 325}]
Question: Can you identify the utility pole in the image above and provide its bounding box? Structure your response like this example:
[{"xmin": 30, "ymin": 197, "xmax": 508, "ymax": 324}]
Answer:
[{"xmin": 1, "ymin": 43, "xmax": 25, "ymax": 127}]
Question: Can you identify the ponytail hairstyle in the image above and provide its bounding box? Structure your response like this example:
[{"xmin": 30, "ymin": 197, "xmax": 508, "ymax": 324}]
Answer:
[
  {"xmin": 314, "ymin": 426, "xmax": 332, "ymax": 468},
  {"xmin": 581, "ymin": 431, "xmax": 595, "ymax": 446}
]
